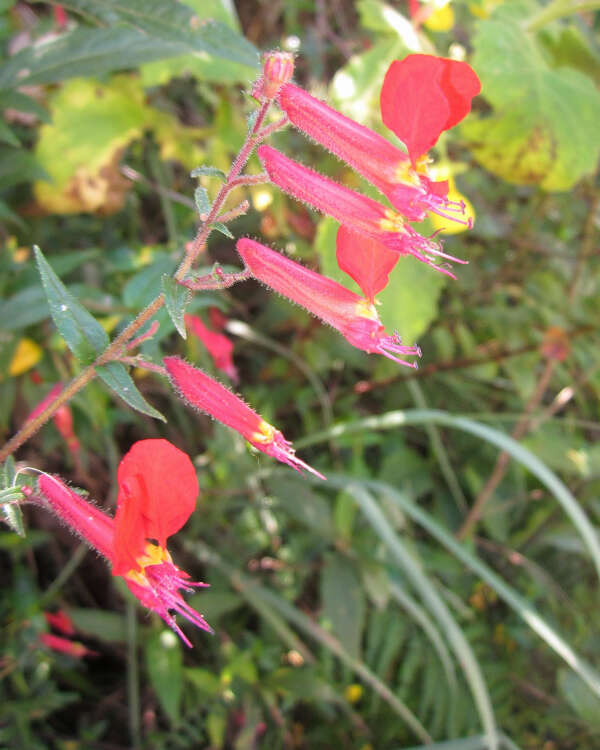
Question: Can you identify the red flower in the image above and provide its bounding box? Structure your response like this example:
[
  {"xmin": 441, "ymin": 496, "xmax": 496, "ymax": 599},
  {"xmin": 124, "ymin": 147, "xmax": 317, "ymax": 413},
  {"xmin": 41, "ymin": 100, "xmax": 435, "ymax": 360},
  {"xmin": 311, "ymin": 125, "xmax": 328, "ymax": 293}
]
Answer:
[
  {"xmin": 278, "ymin": 82, "xmax": 461, "ymax": 224},
  {"xmin": 259, "ymin": 145, "xmax": 462, "ymax": 276},
  {"xmin": 44, "ymin": 610, "xmax": 75, "ymax": 636},
  {"xmin": 185, "ymin": 313, "xmax": 238, "ymax": 383},
  {"xmin": 26, "ymin": 383, "xmax": 80, "ymax": 455},
  {"xmin": 36, "ymin": 440, "xmax": 211, "ymax": 647},
  {"xmin": 237, "ymin": 238, "xmax": 420, "ymax": 367},
  {"xmin": 164, "ymin": 356, "xmax": 325, "ymax": 478},
  {"xmin": 380, "ymin": 54, "xmax": 481, "ymax": 165},
  {"xmin": 40, "ymin": 633, "xmax": 97, "ymax": 659}
]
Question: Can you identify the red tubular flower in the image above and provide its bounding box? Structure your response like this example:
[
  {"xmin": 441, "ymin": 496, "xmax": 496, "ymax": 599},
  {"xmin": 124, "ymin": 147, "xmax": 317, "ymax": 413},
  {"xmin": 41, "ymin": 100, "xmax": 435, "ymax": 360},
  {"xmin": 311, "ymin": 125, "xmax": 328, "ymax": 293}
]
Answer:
[
  {"xmin": 163, "ymin": 356, "xmax": 325, "ymax": 479},
  {"xmin": 36, "ymin": 440, "xmax": 211, "ymax": 647},
  {"xmin": 380, "ymin": 54, "xmax": 481, "ymax": 165},
  {"xmin": 278, "ymin": 82, "xmax": 464, "ymax": 224},
  {"xmin": 185, "ymin": 313, "xmax": 238, "ymax": 383},
  {"xmin": 44, "ymin": 610, "xmax": 76, "ymax": 636},
  {"xmin": 237, "ymin": 238, "xmax": 421, "ymax": 367},
  {"xmin": 26, "ymin": 383, "xmax": 80, "ymax": 455},
  {"xmin": 258, "ymin": 145, "xmax": 463, "ymax": 276},
  {"xmin": 40, "ymin": 633, "xmax": 97, "ymax": 658}
]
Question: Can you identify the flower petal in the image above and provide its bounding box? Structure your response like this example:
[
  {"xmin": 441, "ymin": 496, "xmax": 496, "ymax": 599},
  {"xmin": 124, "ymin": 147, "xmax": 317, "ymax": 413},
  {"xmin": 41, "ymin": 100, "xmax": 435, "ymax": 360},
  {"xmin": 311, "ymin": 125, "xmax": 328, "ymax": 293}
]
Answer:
[
  {"xmin": 113, "ymin": 439, "xmax": 198, "ymax": 574},
  {"xmin": 380, "ymin": 55, "xmax": 480, "ymax": 162},
  {"xmin": 336, "ymin": 226, "xmax": 399, "ymax": 302}
]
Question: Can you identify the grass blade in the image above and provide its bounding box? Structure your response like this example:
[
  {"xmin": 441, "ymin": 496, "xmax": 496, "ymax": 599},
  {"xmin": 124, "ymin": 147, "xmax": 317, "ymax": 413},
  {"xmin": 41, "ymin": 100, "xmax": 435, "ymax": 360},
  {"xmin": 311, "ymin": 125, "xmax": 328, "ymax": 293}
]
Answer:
[
  {"xmin": 343, "ymin": 482, "xmax": 498, "ymax": 750},
  {"xmin": 189, "ymin": 540, "xmax": 432, "ymax": 744},
  {"xmin": 299, "ymin": 409, "xmax": 600, "ymax": 583}
]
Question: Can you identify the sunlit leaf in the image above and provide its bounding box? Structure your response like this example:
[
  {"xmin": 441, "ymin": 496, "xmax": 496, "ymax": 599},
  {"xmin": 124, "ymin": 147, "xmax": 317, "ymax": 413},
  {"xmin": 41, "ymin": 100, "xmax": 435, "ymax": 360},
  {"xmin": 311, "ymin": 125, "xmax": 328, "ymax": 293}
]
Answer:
[{"xmin": 464, "ymin": 2, "xmax": 600, "ymax": 190}]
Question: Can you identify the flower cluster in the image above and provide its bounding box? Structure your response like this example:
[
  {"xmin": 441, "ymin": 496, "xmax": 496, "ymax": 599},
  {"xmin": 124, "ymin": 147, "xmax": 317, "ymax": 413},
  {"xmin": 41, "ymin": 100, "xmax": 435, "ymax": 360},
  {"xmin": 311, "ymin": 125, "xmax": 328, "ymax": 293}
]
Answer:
[
  {"xmin": 10, "ymin": 52, "xmax": 481, "ymax": 649},
  {"xmin": 36, "ymin": 440, "xmax": 211, "ymax": 647}
]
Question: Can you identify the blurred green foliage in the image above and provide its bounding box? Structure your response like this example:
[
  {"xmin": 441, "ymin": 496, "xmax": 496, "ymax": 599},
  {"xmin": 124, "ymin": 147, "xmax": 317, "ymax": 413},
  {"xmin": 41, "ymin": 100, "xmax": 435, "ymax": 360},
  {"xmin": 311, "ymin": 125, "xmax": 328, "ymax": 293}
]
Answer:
[{"xmin": 1, "ymin": 1, "xmax": 600, "ymax": 749}]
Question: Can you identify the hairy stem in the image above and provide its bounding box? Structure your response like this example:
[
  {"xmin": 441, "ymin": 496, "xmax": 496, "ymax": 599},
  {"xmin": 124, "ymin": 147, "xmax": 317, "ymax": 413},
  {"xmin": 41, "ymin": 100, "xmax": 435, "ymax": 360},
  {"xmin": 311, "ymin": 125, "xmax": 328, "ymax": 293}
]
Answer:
[{"xmin": 0, "ymin": 99, "xmax": 284, "ymax": 464}]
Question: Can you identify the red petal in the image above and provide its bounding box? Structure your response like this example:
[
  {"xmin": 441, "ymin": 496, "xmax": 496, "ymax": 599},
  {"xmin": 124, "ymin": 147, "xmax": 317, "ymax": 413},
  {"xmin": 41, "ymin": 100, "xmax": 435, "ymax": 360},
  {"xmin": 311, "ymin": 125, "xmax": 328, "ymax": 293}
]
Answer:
[
  {"xmin": 380, "ymin": 55, "xmax": 480, "ymax": 162},
  {"xmin": 336, "ymin": 226, "xmax": 399, "ymax": 302},
  {"xmin": 440, "ymin": 60, "xmax": 482, "ymax": 130},
  {"xmin": 113, "ymin": 440, "xmax": 198, "ymax": 574}
]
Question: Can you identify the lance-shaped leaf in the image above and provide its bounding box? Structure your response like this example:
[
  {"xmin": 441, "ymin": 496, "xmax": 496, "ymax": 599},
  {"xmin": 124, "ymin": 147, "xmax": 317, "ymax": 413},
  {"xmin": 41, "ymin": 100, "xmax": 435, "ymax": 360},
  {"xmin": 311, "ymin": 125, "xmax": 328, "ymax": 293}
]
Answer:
[
  {"xmin": 162, "ymin": 274, "xmax": 190, "ymax": 340},
  {"xmin": 34, "ymin": 246, "xmax": 109, "ymax": 364},
  {"xmin": 44, "ymin": 0, "xmax": 259, "ymax": 66},
  {"xmin": 96, "ymin": 361, "xmax": 166, "ymax": 421}
]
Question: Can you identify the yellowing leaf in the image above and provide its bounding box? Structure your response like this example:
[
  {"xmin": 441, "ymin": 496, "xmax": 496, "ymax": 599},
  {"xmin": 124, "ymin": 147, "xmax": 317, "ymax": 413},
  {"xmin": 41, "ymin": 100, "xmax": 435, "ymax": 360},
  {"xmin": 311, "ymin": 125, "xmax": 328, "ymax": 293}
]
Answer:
[
  {"xmin": 34, "ymin": 76, "xmax": 147, "ymax": 214},
  {"xmin": 9, "ymin": 338, "xmax": 42, "ymax": 376},
  {"xmin": 33, "ymin": 75, "xmax": 205, "ymax": 213},
  {"xmin": 464, "ymin": 3, "xmax": 600, "ymax": 191}
]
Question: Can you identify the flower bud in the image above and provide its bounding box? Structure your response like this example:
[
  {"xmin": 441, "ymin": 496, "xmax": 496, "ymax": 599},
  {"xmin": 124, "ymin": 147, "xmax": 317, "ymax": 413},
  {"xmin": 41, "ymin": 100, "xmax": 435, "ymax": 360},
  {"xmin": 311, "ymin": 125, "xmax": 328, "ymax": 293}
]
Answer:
[{"xmin": 262, "ymin": 51, "xmax": 294, "ymax": 99}]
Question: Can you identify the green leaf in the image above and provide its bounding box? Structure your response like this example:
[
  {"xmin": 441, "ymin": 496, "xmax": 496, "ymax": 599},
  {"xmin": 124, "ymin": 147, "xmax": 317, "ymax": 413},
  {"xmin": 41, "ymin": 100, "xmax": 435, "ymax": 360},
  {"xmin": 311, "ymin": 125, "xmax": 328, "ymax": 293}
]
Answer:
[
  {"xmin": 162, "ymin": 274, "xmax": 190, "ymax": 339},
  {"xmin": 68, "ymin": 608, "xmax": 127, "ymax": 642},
  {"xmin": 558, "ymin": 669, "xmax": 600, "ymax": 729},
  {"xmin": 0, "ymin": 28, "xmax": 182, "ymax": 88},
  {"xmin": 0, "ymin": 119, "xmax": 19, "ymax": 146},
  {"xmin": 211, "ymin": 221, "xmax": 233, "ymax": 239},
  {"xmin": 464, "ymin": 3, "xmax": 600, "ymax": 190},
  {"xmin": 139, "ymin": 0, "xmax": 256, "ymax": 86},
  {"xmin": 0, "ymin": 146, "xmax": 47, "ymax": 190},
  {"xmin": 1, "ymin": 502, "xmax": 26, "ymax": 537},
  {"xmin": 0, "ymin": 90, "xmax": 50, "ymax": 122},
  {"xmin": 49, "ymin": 0, "xmax": 259, "ymax": 66},
  {"xmin": 194, "ymin": 186, "xmax": 211, "ymax": 217},
  {"xmin": 34, "ymin": 245, "xmax": 109, "ymax": 364},
  {"xmin": 190, "ymin": 165, "xmax": 226, "ymax": 180},
  {"xmin": 0, "ymin": 199, "xmax": 26, "ymax": 229},
  {"xmin": 321, "ymin": 553, "xmax": 366, "ymax": 660},
  {"xmin": 122, "ymin": 254, "xmax": 174, "ymax": 308},
  {"xmin": 1, "ymin": 455, "xmax": 17, "ymax": 489},
  {"xmin": 270, "ymin": 477, "xmax": 334, "ymax": 538},
  {"xmin": 96, "ymin": 361, "xmax": 166, "ymax": 421},
  {"xmin": 0, "ymin": 286, "xmax": 51, "ymax": 330},
  {"xmin": 145, "ymin": 629, "xmax": 183, "ymax": 724}
]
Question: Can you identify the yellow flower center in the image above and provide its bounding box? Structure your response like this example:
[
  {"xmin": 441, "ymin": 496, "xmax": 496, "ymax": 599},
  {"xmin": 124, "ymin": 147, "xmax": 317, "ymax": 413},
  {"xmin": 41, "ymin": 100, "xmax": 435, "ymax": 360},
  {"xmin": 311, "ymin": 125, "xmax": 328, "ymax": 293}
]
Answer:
[
  {"xmin": 394, "ymin": 160, "xmax": 421, "ymax": 187},
  {"xmin": 355, "ymin": 298, "xmax": 379, "ymax": 321},
  {"xmin": 251, "ymin": 420, "xmax": 276, "ymax": 445},
  {"xmin": 126, "ymin": 541, "xmax": 172, "ymax": 586},
  {"xmin": 379, "ymin": 209, "xmax": 407, "ymax": 234}
]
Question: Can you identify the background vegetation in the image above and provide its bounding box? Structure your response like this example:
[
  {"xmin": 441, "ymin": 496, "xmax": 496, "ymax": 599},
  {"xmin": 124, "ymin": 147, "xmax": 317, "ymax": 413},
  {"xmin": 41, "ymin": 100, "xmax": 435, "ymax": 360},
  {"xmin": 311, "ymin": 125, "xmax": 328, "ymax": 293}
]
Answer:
[{"xmin": 1, "ymin": 1, "xmax": 599, "ymax": 748}]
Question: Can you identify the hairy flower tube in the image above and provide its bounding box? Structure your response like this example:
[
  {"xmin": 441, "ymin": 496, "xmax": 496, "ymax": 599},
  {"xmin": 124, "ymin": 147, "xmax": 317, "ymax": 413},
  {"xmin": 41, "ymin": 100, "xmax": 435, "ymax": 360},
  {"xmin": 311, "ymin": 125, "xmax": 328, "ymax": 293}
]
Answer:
[
  {"xmin": 237, "ymin": 238, "xmax": 421, "ymax": 367},
  {"xmin": 258, "ymin": 145, "xmax": 464, "ymax": 276},
  {"xmin": 36, "ymin": 439, "xmax": 211, "ymax": 647},
  {"xmin": 185, "ymin": 313, "xmax": 238, "ymax": 382},
  {"xmin": 278, "ymin": 82, "xmax": 466, "ymax": 225},
  {"xmin": 164, "ymin": 356, "xmax": 325, "ymax": 479}
]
